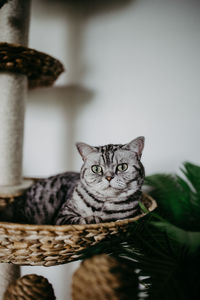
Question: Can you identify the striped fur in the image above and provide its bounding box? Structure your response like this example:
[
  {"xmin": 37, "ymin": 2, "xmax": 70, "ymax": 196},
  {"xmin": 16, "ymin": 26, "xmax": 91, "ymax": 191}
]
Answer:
[{"xmin": 1, "ymin": 137, "xmax": 145, "ymax": 225}]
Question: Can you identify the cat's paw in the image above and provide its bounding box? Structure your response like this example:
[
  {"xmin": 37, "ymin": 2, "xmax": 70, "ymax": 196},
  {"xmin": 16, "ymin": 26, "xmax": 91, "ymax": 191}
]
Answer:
[
  {"xmin": 78, "ymin": 217, "xmax": 87, "ymax": 225},
  {"xmin": 84, "ymin": 216, "xmax": 102, "ymax": 224},
  {"xmin": 93, "ymin": 216, "xmax": 103, "ymax": 223}
]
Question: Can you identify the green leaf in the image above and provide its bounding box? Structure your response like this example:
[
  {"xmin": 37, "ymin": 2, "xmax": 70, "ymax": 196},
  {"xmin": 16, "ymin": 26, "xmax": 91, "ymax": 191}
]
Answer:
[
  {"xmin": 183, "ymin": 162, "xmax": 200, "ymax": 197},
  {"xmin": 153, "ymin": 220, "xmax": 200, "ymax": 254},
  {"xmin": 145, "ymin": 163, "xmax": 200, "ymax": 230},
  {"xmin": 139, "ymin": 200, "xmax": 149, "ymax": 213}
]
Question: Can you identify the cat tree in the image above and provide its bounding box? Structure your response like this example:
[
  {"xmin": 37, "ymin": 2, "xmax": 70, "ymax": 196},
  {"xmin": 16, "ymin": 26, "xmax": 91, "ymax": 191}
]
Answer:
[
  {"xmin": 0, "ymin": 0, "xmax": 156, "ymax": 298},
  {"xmin": 0, "ymin": 0, "xmax": 63, "ymax": 296}
]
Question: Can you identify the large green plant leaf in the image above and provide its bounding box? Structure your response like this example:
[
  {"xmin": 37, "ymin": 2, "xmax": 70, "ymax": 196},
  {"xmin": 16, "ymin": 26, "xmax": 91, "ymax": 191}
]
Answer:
[
  {"xmin": 154, "ymin": 220, "xmax": 200, "ymax": 254},
  {"xmin": 145, "ymin": 162, "xmax": 200, "ymax": 230},
  {"xmin": 182, "ymin": 162, "xmax": 200, "ymax": 196}
]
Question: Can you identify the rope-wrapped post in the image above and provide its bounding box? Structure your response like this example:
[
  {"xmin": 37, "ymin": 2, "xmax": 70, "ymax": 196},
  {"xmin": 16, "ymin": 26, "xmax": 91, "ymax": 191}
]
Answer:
[
  {"xmin": 0, "ymin": 0, "xmax": 32, "ymax": 191},
  {"xmin": 0, "ymin": 0, "xmax": 31, "ymax": 297}
]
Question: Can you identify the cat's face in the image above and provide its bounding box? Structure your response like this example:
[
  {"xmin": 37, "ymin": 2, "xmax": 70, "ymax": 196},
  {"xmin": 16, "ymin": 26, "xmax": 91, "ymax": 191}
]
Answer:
[{"xmin": 76, "ymin": 137, "xmax": 145, "ymax": 199}]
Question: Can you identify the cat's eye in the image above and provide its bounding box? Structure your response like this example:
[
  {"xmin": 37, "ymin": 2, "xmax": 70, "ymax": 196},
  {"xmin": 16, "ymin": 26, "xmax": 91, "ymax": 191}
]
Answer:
[
  {"xmin": 117, "ymin": 163, "xmax": 128, "ymax": 172},
  {"xmin": 91, "ymin": 165, "xmax": 103, "ymax": 174}
]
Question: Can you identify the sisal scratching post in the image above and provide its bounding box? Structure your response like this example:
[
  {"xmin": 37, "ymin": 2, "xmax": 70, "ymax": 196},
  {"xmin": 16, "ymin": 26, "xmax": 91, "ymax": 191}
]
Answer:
[
  {"xmin": 0, "ymin": 0, "xmax": 31, "ymax": 298},
  {"xmin": 0, "ymin": 74, "xmax": 27, "ymax": 187},
  {"xmin": 0, "ymin": 0, "xmax": 32, "ymax": 193},
  {"xmin": 0, "ymin": 265, "xmax": 20, "ymax": 300}
]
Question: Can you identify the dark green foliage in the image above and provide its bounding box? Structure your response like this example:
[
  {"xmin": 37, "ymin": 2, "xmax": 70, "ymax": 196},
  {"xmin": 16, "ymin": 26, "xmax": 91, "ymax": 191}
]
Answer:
[
  {"xmin": 116, "ymin": 218, "xmax": 200, "ymax": 300},
  {"xmin": 145, "ymin": 162, "xmax": 200, "ymax": 230}
]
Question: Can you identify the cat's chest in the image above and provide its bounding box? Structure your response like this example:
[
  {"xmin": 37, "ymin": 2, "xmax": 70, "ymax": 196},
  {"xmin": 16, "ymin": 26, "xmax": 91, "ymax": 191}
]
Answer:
[
  {"xmin": 101, "ymin": 201, "xmax": 114, "ymax": 211},
  {"xmin": 72, "ymin": 189, "xmax": 119, "ymax": 214},
  {"xmin": 72, "ymin": 188, "xmax": 95, "ymax": 215},
  {"xmin": 70, "ymin": 184, "xmax": 136, "ymax": 218}
]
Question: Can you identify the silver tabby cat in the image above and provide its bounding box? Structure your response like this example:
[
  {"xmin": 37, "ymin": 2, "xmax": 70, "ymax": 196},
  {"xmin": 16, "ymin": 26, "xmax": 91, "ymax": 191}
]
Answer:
[{"xmin": 2, "ymin": 136, "xmax": 145, "ymax": 225}]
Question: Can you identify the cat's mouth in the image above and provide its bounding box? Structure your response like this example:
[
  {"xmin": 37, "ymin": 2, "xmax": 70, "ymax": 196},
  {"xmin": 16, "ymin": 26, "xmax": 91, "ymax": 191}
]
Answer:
[
  {"xmin": 106, "ymin": 184, "xmax": 124, "ymax": 191},
  {"xmin": 102, "ymin": 184, "xmax": 115, "ymax": 191}
]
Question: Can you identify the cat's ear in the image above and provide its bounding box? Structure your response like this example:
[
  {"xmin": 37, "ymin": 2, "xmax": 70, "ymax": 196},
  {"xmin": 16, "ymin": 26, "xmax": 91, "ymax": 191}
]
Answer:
[
  {"xmin": 123, "ymin": 136, "xmax": 145, "ymax": 159},
  {"xmin": 76, "ymin": 142, "xmax": 97, "ymax": 161}
]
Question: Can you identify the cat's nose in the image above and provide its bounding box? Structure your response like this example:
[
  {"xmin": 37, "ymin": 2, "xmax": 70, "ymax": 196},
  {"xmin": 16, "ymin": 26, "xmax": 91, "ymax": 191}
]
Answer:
[{"xmin": 105, "ymin": 175, "xmax": 114, "ymax": 182}]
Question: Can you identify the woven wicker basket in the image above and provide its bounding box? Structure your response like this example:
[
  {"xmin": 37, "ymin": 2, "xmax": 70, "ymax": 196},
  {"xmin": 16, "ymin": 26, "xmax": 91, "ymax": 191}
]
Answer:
[{"xmin": 0, "ymin": 193, "xmax": 156, "ymax": 267}]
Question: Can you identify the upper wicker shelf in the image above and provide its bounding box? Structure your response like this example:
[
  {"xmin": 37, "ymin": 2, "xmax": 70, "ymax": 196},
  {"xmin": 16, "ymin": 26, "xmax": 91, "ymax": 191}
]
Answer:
[{"xmin": 0, "ymin": 43, "xmax": 64, "ymax": 89}]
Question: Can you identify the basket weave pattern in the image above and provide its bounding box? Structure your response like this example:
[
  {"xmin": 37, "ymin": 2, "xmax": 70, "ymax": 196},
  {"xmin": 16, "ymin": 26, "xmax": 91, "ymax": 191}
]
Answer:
[
  {"xmin": 4, "ymin": 274, "xmax": 56, "ymax": 300},
  {"xmin": 0, "ymin": 194, "xmax": 156, "ymax": 266},
  {"xmin": 72, "ymin": 254, "xmax": 136, "ymax": 300}
]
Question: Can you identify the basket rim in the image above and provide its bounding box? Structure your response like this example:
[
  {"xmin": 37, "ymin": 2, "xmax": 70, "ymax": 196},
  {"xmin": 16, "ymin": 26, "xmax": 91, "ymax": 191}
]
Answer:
[{"xmin": 0, "ymin": 194, "xmax": 157, "ymax": 232}]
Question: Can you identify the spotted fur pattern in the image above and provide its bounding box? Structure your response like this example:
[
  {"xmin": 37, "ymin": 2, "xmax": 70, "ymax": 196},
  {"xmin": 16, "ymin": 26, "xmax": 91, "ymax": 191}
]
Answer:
[{"xmin": 1, "ymin": 137, "xmax": 145, "ymax": 225}]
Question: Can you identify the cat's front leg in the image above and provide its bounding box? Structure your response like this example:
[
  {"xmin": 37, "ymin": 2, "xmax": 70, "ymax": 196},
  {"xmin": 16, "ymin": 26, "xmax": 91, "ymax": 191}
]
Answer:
[
  {"xmin": 55, "ymin": 214, "xmax": 88, "ymax": 225},
  {"xmin": 55, "ymin": 215, "xmax": 102, "ymax": 225},
  {"xmin": 84, "ymin": 216, "xmax": 102, "ymax": 224}
]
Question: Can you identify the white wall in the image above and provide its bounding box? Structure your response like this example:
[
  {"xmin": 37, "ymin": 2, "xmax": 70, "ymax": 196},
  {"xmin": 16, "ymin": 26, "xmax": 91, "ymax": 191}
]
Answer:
[{"xmin": 22, "ymin": 0, "xmax": 200, "ymax": 299}]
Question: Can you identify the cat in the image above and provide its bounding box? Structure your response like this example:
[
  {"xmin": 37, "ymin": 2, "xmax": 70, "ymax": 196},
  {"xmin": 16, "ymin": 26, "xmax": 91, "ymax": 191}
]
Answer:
[{"xmin": 1, "ymin": 136, "xmax": 145, "ymax": 225}]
